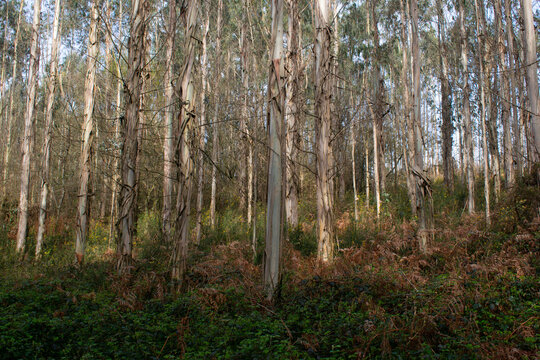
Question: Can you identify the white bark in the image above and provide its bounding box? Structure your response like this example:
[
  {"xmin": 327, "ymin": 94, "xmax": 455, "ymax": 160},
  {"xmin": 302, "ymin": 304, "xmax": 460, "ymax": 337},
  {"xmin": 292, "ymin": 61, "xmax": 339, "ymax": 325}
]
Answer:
[
  {"xmin": 314, "ymin": 0, "xmax": 335, "ymax": 262},
  {"xmin": 16, "ymin": 0, "xmax": 42, "ymax": 254},
  {"xmin": 75, "ymin": 0, "xmax": 100, "ymax": 264},
  {"xmin": 264, "ymin": 0, "xmax": 284, "ymax": 299},
  {"xmin": 521, "ymin": 0, "xmax": 540, "ymax": 161},
  {"xmin": 195, "ymin": 5, "xmax": 210, "ymax": 245},
  {"xmin": 210, "ymin": 0, "xmax": 223, "ymax": 229},
  {"xmin": 36, "ymin": 0, "xmax": 62, "ymax": 257},
  {"xmin": 171, "ymin": 0, "xmax": 198, "ymax": 285}
]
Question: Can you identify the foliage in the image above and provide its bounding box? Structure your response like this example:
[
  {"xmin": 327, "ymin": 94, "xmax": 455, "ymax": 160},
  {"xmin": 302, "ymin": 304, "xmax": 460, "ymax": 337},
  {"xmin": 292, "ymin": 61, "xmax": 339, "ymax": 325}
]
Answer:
[{"xmin": 1, "ymin": 183, "xmax": 539, "ymax": 359}]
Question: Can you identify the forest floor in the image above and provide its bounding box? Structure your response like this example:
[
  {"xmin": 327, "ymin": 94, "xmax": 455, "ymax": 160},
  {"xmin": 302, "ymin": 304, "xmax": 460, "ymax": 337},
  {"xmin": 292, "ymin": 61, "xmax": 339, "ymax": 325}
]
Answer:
[{"xmin": 0, "ymin": 183, "xmax": 538, "ymax": 359}]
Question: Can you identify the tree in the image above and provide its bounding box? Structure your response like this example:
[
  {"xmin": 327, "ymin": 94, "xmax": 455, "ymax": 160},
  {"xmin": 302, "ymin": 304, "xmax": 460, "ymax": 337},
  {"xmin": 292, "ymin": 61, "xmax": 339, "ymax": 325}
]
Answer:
[
  {"xmin": 285, "ymin": 0, "xmax": 302, "ymax": 228},
  {"xmin": 458, "ymin": 0, "xmax": 475, "ymax": 214},
  {"xmin": 36, "ymin": 0, "xmax": 62, "ymax": 257},
  {"xmin": 474, "ymin": 0, "xmax": 491, "ymax": 225},
  {"xmin": 171, "ymin": 0, "xmax": 198, "ymax": 285},
  {"xmin": 16, "ymin": 0, "xmax": 42, "ymax": 255},
  {"xmin": 264, "ymin": 0, "xmax": 284, "ymax": 299},
  {"xmin": 314, "ymin": 0, "xmax": 335, "ymax": 262},
  {"xmin": 521, "ymin": 0, "xmax": 540, "ymax": 162},
  {"xmin": 410, "ymin": 0, "xmax": 432, "ymax": 252},
  {"xmin": 436, "ymin": 0, "xmax": 453, "ymax": 189},
  {"xmin": 210, "ymin": 0, "xmax": 223, "ymax": 230},
  {"xmin": 117, "ymin": 0, "xmax": 148, "ymax": 274},
  {"xmin": 162, "ymin": 0, "xmax": 177, "ymax": 244},
  {"xmin": 75, "ymin": 0, "xmax": 100, "ymax": 265},
  {"xmin": 1, "ymin": 0, "xmax": 24, "ymax": 201},
  {"xmin": 195, "ymin": 4, "xmax": 210, "ymax": 244}
]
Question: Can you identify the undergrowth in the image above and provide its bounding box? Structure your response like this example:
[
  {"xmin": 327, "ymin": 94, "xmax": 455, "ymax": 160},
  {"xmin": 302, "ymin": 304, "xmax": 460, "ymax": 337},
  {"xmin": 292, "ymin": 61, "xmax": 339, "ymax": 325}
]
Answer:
[{"xmin": 0, "ymin": 180, "xmax": 538, "ymax": 359}]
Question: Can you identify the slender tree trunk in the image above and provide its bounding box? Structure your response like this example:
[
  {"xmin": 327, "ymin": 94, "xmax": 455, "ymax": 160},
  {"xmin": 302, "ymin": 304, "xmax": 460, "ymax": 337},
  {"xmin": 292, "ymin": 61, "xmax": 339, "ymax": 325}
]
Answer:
[
  {"xmin": 488, "ymin": 70, "xmax": 503, "ymax": 199},
  {"xmin": 492, "ymin": 0, "xmax": 514, "ymax": 185},
  {"xmin": 100, "ymin": 0, "xmax": 113, "ymax": 221},
  {"xmin": 400, "ymin": 0, "xmax": 416, "ymax": 216},
  {"xmin": 108, "ymin": 0, "xmax": 124, "ymax": 249},
  {"xmin": 474, "ymin": 0, "xmax": 491, "ymax": 225},
  {"xmin": 365, "ymin": 139, "xmax": 370, "ymax": 210},
  {"xmin": 75, "ymin": 0, "xmax": 100, "ymax": 264},
  {"xmin": 285, "ymin": 0, "xmax": 301, "ymax": 228},
  {"xmin": 36, "ymin": 0, "xmax": 62, "ymax": 257},
  {"xmin": 411, "ymin": 0, "xmax": 432, "ymax": 253},
  {"xmin": 240, "ymin": 0, "xmax": 253, "ymax": 226},
  {"xmin": 505, "ymin": 0, "xmax": 521, "ymax": 176},
  {"xmin": 458, "ymin": 0, "xmax": 475, "ymax": 214},
  {"xmin": 117, "ymin": 0, "xmax": 147, "ymax": 274},
  {"xmin": 195, "ymin": 5, "xmax": 210, "ymax": 245},
  {"xmin": 369, "ymin": 0, "xmax": 385, "ymax": 217},
  {"xmin": 264, "ymin": 0, "xmax": 284, "ymax": 299},
  {"xmin": 350, "ymin": 92, "xmax": 359, "ymax": 222},
  {"xmin": 436, "ymin": 0, "xmax": 453, "ymax": 189},
  {"xmin": 162, "ymin": 0, "xmax": 176, "ymax": 243},
  {"xmin": 171, "ymin": 0, "xmax": 198, "ymax": 285},
  {"xmin": 2, "ymin": 0, "xmax": 25, "ymax": 201},
  {"xmin": 521, "ymin": 0, "xmax": 540, "ymax": 162},
  {"xmin": 0, "ymin": 3, "xmax": 9, "ymax": 139},
  {"xmin": 16, "ymin": 0, "xmax": 42, "ymax": 255},
  {"xmin": 210, "ymin": 0, "xmax": 223, "ymax": 229},
  {"xmin": 314, "ymin": 0, "xmax": 335, "ymax": 262}
]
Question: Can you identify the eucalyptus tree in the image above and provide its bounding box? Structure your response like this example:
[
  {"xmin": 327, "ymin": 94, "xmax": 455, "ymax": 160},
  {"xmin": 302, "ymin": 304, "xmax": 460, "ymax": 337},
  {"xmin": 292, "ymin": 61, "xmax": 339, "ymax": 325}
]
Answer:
[
  {"xmin": 210, "ymin": 0, "xmax": 223, "ymax": 229},
  {"xmin": 474, "ymin": 0, "xmax": 491, "ymax": 225},
  {"xmin": 36, "ymin": 0, "xmax": 63, "ymax": 257},
  {"xmin": 117, "ymin": 0, "xmax": 148, "ymax": 274},
  {"xmin": 2, "ymin": 0, "xmax": 25, "ymax": 202},
  {"xmin": 264, "ymin": 0, "xmax": 284, "ymax": 299},
  {"xmin": 162, "ymin": 0, "xmax": 177, "ymax": 243},
  {"xmin": 285, "ymin": 0, "xmax": 302, "ymax": 228},
  {"xmin": 195, "ymin": 4, "xmax": 210, "ymax": 244},
  {"xmin": 75, "ymin": 0, "xmax": 100, "ymax": 264},
  {"xmin": 521, "ymin": 0, "xmax": 540, "ymax": 162},
  {"xmin": 171, "ymin": 0, "xmax": 198, "ymax": 285},
  {"xmin": 16, "ymin": 0, "xmax": 42, "ymax": 254},
  {"xmin": 314, "ymin": 0, "xmax": 335, "ymax": 262},
  {"xmin": 436, "ymin": 0, "xmax": 453, "ymax": 189},
  {"xmin": 457, "ymin": 0, "xmax": 475, "ymax": 214}
]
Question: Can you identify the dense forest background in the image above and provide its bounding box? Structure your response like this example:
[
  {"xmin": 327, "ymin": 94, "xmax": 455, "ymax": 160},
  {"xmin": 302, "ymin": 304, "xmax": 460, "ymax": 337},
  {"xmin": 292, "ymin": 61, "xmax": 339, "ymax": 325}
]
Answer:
[{"xmin": 0, "ymin": 0, "xmax": 538, "ymax": 358}]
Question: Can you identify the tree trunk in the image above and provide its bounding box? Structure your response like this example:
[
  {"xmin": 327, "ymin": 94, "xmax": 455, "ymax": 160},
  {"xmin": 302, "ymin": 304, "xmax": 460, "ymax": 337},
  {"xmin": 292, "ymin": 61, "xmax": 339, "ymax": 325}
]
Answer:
[
  {"xmin": 264, "ymin": 0, "xmax": 284, "ymax": 299},
  {"xmin": 171, "ymin": 0, "xmax": 198, "ymax": 285},
  {"xmin": 411, "ymin": 0, "xmax": 431, "ymax": 253},
  {"xmin": 2, "ymin": 0, "xmax": 25, "ymax": 202},
  {"xmin": 117, "ymin": 0, "xmax": 147, "ymax": 274},
  {"xmin": 492, "ymin": 0, "xmax": 514, "ymax": 185},
  {"xmin": 350, "ymin": 93, "xmax": 359, "ymax": 222},
  {"xmin": 521, "ymin": 0, "xmax": 540, "ymax": 162},
  {"xmin": 474, "ymin": 0, "xmax": 491, "ymax": 225},
  {"xmin": 108, "ymin": 0, "xmax": 124, "ymax": 249},
  {"xmin": 240, "ymin": 0, "xmax": 253, "ymax": 226},
  {"xmin": 210, "ymin": 0, "xmax": 223, "ymax": 230},
  {"xmin": 36, "ymin": 0, "xmax": 62, "ymax": 257},
  {"xmin": 505, "ymin": 0, "xmax": 522, "ymax": 176},
  {"xmin": 314, "ymin": 0, "xmax": 335, "ymax": 262},
  {"xmin": 285, "ymin": 0, "xmax": 301, "ymax": 228},
  {"xmin": 162, "ymin": 0, "xmax": 177, "ymax": 244},
  {"xmin": 195, "ymin": 5, "xmax": 210, "ymax": 245},
  {"xmin": 458, "ymin": 0, "xmax": 475, "ymax": 214},
  {"xmin": 436, "ymin": 0, "xmax": 453, "ymax": 189},
  {"xmin": 400, "ymin": 0, "xmax": 416, "ymax": 216},
  {"xmin": 0, "ymin": 3, "xmax": 9, "ymax": 142},
  {"xmin": 75, "ymin": 0, "xmax": 100, "ymax": 264},
  {"xmin": 369, "ymin": 0, "xmax": 385, "ymax": 217},
  {"xmin": 16, "ymin": 0, "xmax": 42, "ymax": 255}
]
